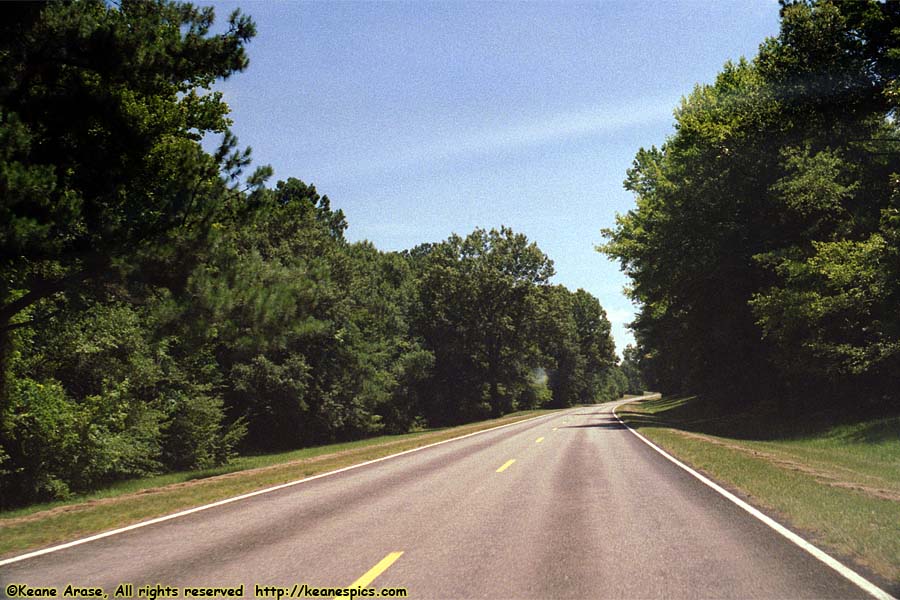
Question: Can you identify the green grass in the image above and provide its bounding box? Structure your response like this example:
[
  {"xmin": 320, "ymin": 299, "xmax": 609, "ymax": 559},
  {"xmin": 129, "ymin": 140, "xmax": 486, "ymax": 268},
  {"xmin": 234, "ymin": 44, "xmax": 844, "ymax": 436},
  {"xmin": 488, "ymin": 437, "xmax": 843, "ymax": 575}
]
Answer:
[
  {"xmin": 617, "ymin": 396, "xmax": 900, "ymax": 587},
  {"xmin": 0, "ymin": 431, "xmax": 437, "ymax": 521},
  {"xmin": 0, "ymin": 409, "xmax": 554, "ymax": 558}
]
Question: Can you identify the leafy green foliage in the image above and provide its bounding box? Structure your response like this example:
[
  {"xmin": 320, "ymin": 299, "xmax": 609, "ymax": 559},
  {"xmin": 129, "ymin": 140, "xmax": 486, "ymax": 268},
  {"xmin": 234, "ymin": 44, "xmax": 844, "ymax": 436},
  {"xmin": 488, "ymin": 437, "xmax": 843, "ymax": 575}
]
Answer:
[
  {"xmin": 412, "ymin": 228, "xmax": 553, "ymax": 423},
  {"xmin": 602, "ymin": 0, "xmax": 900, "ymax": 411},
  {"xmin": 0, "ymin": 0, "xmax": 258, "ymax": 506},
  {"xmin": 536, "ymin": 286, "xmax": 619, "ymax": 406},
  {"xmin": 0, "ymin": 1, "xmax": 623, "ymax": 510},
  {"xmin": 620, "ymin": 345, "xmax": 645, "ymax": 395},
  {"xmin": 0, "ymin": 0, "xmax": 257, "ymax": 322}
]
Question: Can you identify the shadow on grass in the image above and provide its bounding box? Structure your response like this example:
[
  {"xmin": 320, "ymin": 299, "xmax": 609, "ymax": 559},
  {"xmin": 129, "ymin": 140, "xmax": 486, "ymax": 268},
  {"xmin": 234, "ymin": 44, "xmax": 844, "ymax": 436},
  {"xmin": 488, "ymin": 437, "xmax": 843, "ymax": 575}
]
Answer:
[
  {"xmin": 617, "ymin": 395, "xmax": 900, "ymax": 443},
  {"xmin": 838, "ymin": 417, "xmax": 900, "ymax": 444}
]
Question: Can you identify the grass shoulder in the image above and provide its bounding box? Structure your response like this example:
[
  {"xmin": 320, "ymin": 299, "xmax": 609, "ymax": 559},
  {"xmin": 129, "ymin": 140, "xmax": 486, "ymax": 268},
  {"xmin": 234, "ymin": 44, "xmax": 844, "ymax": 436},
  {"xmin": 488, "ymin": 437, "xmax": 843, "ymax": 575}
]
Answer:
[
  {"xmin": 0, "ymin": 409, "xmax": 556, "ymax": 559},
  {"xmin": 617, "ymin": 396, "xmax": 900, "ymax": 588}
]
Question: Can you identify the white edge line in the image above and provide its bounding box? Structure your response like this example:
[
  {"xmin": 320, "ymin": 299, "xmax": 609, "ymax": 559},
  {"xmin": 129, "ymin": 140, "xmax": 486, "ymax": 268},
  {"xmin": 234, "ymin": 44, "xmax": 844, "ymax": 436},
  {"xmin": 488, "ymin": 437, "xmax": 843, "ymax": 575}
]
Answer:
[
  {"xmin": 612, "ymin": 400, "xmax": 896, "ymax": 600},
  {"xmin": 1, "ymin": 409, "xmax": 565, "ymax": 567}
]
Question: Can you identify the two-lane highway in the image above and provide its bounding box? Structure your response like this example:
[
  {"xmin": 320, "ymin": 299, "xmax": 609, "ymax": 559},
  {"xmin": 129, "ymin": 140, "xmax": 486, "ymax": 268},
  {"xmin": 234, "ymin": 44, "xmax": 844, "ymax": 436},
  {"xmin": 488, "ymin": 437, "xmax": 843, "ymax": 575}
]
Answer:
[{"xmin": 0, "ymin": 400, "xmax": 878, "ymax": 598}]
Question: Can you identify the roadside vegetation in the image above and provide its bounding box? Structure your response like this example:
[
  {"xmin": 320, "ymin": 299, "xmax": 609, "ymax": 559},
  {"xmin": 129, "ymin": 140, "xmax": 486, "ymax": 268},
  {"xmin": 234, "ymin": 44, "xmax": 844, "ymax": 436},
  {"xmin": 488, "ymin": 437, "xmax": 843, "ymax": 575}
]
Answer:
[
  {"xmin": 601, "ymin": 0, "xmax": 900, "ymax": 419},
  {"xmin": 0, "ymin": 409, "xmax": 555, "ymax": 558},
  {"xmin": 0, "ymin": 1, "xmax": 644, "ymax": 512},
  {"xmin": 603, "ymin": 3, "xmax": 900, "ymax": 584},
  {"xmin": 618, "ymin": 396, "xmax": 900, "ymax": 586}
]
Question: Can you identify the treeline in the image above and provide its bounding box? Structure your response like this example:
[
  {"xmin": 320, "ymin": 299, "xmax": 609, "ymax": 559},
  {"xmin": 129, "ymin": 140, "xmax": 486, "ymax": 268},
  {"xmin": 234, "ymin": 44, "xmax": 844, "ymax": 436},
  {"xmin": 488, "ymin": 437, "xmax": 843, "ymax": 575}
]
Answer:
[
  {"xmin": 0, "ymin": 1, "xmax": 633, "ymax": 508},
  {"xmin": 602, "ymin": 1, "xmax": 900, "ymax": 414}
]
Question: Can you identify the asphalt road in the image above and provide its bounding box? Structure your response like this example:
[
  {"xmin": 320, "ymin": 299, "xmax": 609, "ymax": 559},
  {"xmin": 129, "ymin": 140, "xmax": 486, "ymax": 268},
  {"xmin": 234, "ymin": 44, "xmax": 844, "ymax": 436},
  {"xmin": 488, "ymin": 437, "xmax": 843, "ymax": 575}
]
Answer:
[{"xmin": 1, "ymin": 399, "xmax": 874, "ymax": 599}]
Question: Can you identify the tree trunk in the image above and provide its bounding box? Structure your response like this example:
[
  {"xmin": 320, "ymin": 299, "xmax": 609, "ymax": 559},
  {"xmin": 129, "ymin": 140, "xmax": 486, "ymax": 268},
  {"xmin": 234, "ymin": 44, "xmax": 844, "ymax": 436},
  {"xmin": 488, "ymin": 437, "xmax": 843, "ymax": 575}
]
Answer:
[{"xmin": 0, "ymin": 326, "xmax": 12, "ymax": 413}]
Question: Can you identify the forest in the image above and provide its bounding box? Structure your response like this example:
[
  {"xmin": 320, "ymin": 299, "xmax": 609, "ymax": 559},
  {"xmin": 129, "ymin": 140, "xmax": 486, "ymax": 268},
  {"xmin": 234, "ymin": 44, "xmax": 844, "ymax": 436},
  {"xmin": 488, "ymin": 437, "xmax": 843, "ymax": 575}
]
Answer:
[
  {"xmin": 0, "ymin": 1, "xmax": 640, "ymax": 508},
  {"xmin": 602, "ymin": 1, "xmax": 900, "ymax": 418}
]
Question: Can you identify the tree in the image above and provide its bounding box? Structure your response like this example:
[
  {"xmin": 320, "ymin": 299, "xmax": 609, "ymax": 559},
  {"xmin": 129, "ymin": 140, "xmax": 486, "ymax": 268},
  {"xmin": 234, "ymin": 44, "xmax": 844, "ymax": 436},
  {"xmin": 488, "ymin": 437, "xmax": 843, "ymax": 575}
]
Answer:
[
  {"xmin": 536, "ymin": 286, "xmax": 617, "ymax": 406},
  {"xmin": 0, "ymin": 0, "xmax": 263, "ymax": 504},
  {"xmin": 0, "ymin": 0, "xmax": 261, "ymax": 394},
  {"xmin": 620, "ymin": 345, "xmax": 645, "ymax": 395},
  {"xmin": 570, "ymin": 289, "xmax": 617, "ymax": 402},
  {"xmin": 343, "ymin": 242, "xmax": 433, "ymax": 434},
  {"xmin": 748, "ymin": 1, "xmax": 900, "ymax": 403},
  {"xmin": 602, "ymin": 57, "xmax": 781, "ymax": 399},
  {"xmin": 601, "ymin": 0, "xmax": 900, "ymax": 411},
  {"xmin": 536, "ymin": 286, "xmax": 585, "ymax": 407},
  {"xmin": 413, "ymin": 227, "xmax": 555, "ymax": 423}
]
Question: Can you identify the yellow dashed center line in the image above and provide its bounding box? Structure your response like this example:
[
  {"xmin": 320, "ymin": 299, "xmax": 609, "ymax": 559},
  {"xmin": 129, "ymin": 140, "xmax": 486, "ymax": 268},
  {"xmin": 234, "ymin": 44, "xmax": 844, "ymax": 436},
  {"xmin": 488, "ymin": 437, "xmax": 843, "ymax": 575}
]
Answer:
[
  {"xmin": 535, "ymin": 437, "xmax": 544, "ymax": 444},
  {"xmin": 496, "ymin": 459, "xmax": 516, "ymax": 473},
  {"xmin": 349, "ymin": 551, "xmax": 404, "ymax": 589}
]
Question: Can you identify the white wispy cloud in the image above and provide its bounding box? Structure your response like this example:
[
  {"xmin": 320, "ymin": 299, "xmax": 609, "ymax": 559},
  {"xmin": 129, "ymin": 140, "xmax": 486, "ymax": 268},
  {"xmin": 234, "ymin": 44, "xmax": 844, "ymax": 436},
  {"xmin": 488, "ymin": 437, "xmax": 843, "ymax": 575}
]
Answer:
[
  {"xmin": 605, "ymin": 307, "xmax": 635, "ymax": 325},
  {"xmin": 365, "ymin": 96, "xmax": 676, "ymax": 173}
]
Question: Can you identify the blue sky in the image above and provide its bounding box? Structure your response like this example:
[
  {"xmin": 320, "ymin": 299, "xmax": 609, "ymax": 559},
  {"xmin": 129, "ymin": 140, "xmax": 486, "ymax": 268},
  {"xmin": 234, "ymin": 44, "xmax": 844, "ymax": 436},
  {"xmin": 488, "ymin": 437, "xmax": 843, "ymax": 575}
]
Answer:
[{"xmin": 206, "ymin": 0, "xmax": 781, "ymax": 355}]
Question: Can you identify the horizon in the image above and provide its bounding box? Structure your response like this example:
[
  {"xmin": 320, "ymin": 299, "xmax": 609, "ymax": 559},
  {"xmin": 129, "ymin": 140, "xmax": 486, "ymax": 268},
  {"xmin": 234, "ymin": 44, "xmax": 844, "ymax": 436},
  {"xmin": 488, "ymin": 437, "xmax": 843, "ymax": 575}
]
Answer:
[{"xmin": 205, "ymin": 0, "xmax": 782, "ymax": 355}]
